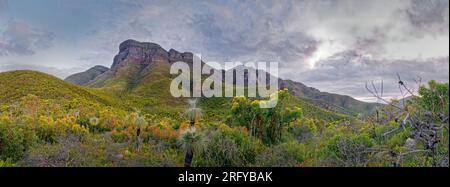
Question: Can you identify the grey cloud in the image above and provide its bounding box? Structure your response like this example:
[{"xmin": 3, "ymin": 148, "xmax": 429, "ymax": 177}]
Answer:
[
  {"xmin": 0, "ymin": 20, "xmax": 55, "ymax": 56},
  {"xmin": 406, "ymin": 0, "xmax": 449, "ymax": 36},
  {"xmin": 185, "ymin": 0, "xmax": 319, "ymax": 64},
  {"xmin": 294, "ymin": 51, "xmax": 449, "ymax": 99},
  {"xmin": 0, "ymin": 63, "xmax": 84, "ymax": 79},
  {"xmin": 84, "ymin": 0, "xmax": 447, "ymax": 66}
]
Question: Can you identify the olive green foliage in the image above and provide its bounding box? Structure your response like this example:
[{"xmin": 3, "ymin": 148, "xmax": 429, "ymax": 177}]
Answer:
[
  {"xmin": 230, "ymin": 89, "xmax": 303, "ymax": 145},
  {"xmin": 255, "ymin": 141, "xmax": 308, "ymax": 167},
  {"xmin": 177, "ymin": 127, "xmax": 207, "ymax": 154},
  {"xmin": 418, "ymin": 80, "xmax": 449, "ymax": 114},
  {"xmin": 321, "ymin": 133, "xmax": 375, "ymax": 166},
  {"xmin": 0, "ymin": 70, "xmax": 448, "ymax": 167},
  {"xmin": 196, "ymin": 125, "xmax": 263, "ymax": 166}
]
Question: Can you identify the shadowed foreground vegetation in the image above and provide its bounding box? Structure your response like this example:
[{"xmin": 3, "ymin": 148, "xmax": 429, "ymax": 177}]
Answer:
[{"xmin": 0, "ymin": 71, "xmax": 448, "ymax": 167}]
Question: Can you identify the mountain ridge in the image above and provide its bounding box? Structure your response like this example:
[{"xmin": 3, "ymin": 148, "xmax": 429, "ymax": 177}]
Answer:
[
  {"xmin": 65, "ymin": 39, "xmax": 379, "ymax": 114},
  {"xmin": 65, "ymin": 65, "xmax": 109, "ymax": 85}
]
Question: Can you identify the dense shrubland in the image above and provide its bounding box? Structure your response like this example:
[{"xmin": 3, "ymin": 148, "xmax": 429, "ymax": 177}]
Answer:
[{"xmin": 0, "ymin": 80, "xmax": 448, "ymax": 167}]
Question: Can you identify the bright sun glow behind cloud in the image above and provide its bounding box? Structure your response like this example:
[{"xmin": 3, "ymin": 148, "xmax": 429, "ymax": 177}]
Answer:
[{"xmin": 308, "ymin": 41, "xmax": 346, "ymax": 69}]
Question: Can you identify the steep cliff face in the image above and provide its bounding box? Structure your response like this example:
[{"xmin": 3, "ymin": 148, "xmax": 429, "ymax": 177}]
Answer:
[
  {"xmin": 111, "ymin": 39, "xmax": 193, "ymax": 71},
  {"xmin": 111, "ymin": 40, "xmax": 168, "ymax": 71}
]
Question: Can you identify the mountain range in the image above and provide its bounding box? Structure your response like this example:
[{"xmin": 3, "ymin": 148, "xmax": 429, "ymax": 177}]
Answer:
[{"xmin": 64, "ymin": 39, "xmax": 379, "ymax": 115}]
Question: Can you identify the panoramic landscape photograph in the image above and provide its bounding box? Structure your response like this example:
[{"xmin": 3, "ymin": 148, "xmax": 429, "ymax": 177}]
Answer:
[{"xmin": 0, "ymin": 0, "xmax": 448, "ymax": 169}]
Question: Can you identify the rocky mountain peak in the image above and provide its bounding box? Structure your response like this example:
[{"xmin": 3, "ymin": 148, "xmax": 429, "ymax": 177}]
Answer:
[
  {"xmin": 118, "ymin": 39, "xmax": 163, "ymax": 52},
  {"xmin": 112, "ymin": 39, "xmax": 168, "ymax": 70},
  {"xmin": 168, "ymin": 49, "xmax": 194, "ymax": 64},
  {"xmin": 111, "ymin": 39, "xmax": 194, "ymax": 71}
]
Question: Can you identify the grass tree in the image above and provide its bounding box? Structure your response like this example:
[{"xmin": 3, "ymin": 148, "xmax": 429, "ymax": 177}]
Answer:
[
  {"xmin": 185, "ymin": 99, "xmax": 202, "ymax": 127},
  {"xmin": 133, "ymin": 112, "xmax": 146, "ymax": 152},
  {"xmin": 89, "ymin": 117, "xmax": 100, "ymax": 133},
  {"xmin": 177, "ymin": 127, "xmax": 207, "ymax": 167}
]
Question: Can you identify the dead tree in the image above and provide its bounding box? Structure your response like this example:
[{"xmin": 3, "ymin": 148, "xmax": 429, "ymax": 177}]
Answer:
[{"xmin": 365, "ymin": 74, "xmax": 449, "ymax": 167}]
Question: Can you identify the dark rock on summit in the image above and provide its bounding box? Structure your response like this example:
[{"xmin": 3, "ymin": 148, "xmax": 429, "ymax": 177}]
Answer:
[
  {"xmin": 111, "ymin": 39, "xmax": 169, "ymax": 70},
  {"xmin": 168, "ymin": 49, "xmax": 193, "ymax": 64},
  {"xmin": 111, "ymin": 39, "xmax": 195, "ymax": 71}
]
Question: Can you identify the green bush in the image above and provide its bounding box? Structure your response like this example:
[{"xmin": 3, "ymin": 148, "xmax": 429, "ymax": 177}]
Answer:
[
  {"xmin": 111, "ymin": 131, "xmax": 130, "ymax": 143},
  {"xmin": 0, "ymin": 123, "xmax": 37, "ymax": 161},
  {"xmin": 418, "ymin": 80, "xmax": 449, "ymax": 114},
  {"xmin": 0, "ymin": 159, "xmax": 16, "ymax": 167},
  {"xmin": 321, "ymin": 133, "xmax": 375, "ymax": 166},
  {"xmin": 288, "ymin": 120, "xmax": 317, "ymax": 142},
  {"xmin": 196, "ymin": 126, "xmax": 263, "ymax": 167},
  {"xmin": 35, "ymin": 123, "xmax": 61, "ymax": 144},
  {"xmin": 230, "ymin": 89, "xmax": 303, "ymax": 145},
  {"xmin": 255, "ymin": 141, "xmax": 307, "ymax": 167}
]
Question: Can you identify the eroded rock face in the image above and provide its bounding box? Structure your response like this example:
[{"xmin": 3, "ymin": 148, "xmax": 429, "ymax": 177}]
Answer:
[
  {"xmin": 111, "ymin": 39, "xmax": 169, "ymax": 70},
  {"xmin": 110, "ymin": 40, "xmax": 195, "ymax": 76},
  {"xmin": 168, "ymin": 49, "xmax": 193, "ymax": 64}
]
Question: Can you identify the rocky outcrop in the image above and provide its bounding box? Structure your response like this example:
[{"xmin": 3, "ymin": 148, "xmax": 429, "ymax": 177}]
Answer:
[
  {"xmin": 111, "ymin": 40, "xmax": 168, "ymax": 70},
  {"xmin": 168, "ymin": 49, "xmax": 193, "ymax": 64},
  {"xmin": 111, "ymin": 39, "xmax": 194, "ymax": 71}
]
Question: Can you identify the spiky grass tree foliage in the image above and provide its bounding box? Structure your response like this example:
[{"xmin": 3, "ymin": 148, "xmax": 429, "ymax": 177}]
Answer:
[
  {"xmin": 133, "ymin": 112, "xmax": 147, "ymax": 151},
  {"xmin": 89, "ymin": 117, "xmax": 100, "ymax": 126},
  {"xmin": 177, "ymin": 127, "xmax": 207, "ymax": 167},
  {"xmin": 185, "ymin": 99, "xmax": 202, "ymax": 127},
  {"xmin": 89, "ymin": 117, "xmax": 100, "ymax": 132}
]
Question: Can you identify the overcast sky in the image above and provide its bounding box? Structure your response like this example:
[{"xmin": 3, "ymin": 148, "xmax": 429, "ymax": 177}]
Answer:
[{"xmin": 0, "ymin": 0, "xmax": 448, "ymax": 102}]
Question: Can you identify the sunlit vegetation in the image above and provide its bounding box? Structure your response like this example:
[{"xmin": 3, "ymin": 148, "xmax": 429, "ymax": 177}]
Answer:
[{"xmin": 0, "ymin": 71, "xmax": 448, "ymax": 167}]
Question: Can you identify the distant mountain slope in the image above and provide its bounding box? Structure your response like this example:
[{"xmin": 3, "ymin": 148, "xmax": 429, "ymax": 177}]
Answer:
[
  {"xmin": 64, "ymin": 65, "xmax": 109, "ymax": 85},
  {"xmin": 65, "ymin": 39, "xmax": 378, "ymax": 115},
  {"xmin": 0, "ymin": 70, "xmax": 121, "ymax": 108},
  {"xmin": 279, "ymin": 80, "xmax": 380, "ymax": 114},
  {"xmin": 226, "ymin": 67, "xmax": 380, "ymax": 114}
]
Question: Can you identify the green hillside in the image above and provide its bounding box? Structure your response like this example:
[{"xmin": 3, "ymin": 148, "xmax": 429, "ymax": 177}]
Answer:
[
  {"xmin": 0, "ymin": 70, "xmax": 345, "ymax": 122},
  {"xmin": 0, "ymin": 70, "xmax": 122, "ymax": 108}
]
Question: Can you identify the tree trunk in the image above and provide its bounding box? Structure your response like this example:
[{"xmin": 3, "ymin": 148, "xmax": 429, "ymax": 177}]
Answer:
[
  {"xmin": 136, "ymin": 128, "xmax": 141, "ymax": 151},
  {"xmin": 184, "ymin": 151, "xmax": 193, "ymax": 167},
  {"xmin": 376, "ymin": 110, "xmax": 379, "ymax": 123}
]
